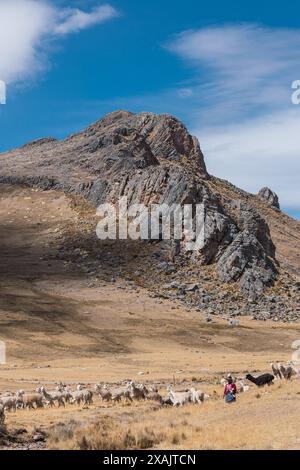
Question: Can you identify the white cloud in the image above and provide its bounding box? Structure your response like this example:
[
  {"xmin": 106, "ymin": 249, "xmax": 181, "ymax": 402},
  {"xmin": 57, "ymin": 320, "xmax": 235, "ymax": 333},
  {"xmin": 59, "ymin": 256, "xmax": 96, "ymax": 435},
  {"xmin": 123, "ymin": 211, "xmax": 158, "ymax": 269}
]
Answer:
[
  {"xmin": 0, "ymin": 0, "xmax": 52, "ymax": 84},
  {"xmin": 166, "ymin": 24, "xmax": 300, "ymax": 215},
  {"xmin": 0, "ymin": 0, "xmax": 118, "ymax": 84},
  {"xmin": 54, "ymin": 4, "xmax": 119, "ymax": 36},
  {"xmin": 167, "ymin": 24, "xmax": 300, "ymax": 124}
]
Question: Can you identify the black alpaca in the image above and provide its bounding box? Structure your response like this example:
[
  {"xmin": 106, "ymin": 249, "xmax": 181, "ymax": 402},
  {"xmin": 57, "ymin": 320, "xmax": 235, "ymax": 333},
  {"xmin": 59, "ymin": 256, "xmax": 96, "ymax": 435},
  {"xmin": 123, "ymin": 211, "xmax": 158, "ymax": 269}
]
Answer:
[{"xmin": 246, "ymin": 373, "xmax": 274, "ymax": 387}]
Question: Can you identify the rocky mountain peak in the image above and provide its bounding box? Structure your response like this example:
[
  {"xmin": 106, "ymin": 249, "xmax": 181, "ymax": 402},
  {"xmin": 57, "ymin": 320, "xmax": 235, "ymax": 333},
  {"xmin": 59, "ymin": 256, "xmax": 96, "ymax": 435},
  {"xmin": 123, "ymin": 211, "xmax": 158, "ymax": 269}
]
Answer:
[{"xmin": 80, "ymin": 110, "xmax": 207, "ymax": 172}]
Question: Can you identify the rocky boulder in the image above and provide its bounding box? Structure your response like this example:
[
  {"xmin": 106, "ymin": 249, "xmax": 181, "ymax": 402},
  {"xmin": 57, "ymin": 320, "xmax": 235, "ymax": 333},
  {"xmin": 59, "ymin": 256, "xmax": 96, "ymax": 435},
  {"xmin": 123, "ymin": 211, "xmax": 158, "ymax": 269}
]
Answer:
[{"xmin": 258, "ymin": 187, "xmax": 280, "ymax": 209}]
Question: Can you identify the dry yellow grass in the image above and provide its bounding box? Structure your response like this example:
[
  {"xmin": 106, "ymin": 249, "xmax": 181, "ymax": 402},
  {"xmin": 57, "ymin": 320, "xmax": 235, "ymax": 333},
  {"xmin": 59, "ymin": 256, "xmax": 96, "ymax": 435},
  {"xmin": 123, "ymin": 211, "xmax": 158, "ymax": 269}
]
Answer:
[{"xmin": 46, "ymin": 380, "xmax": 300, "ymax": 450}]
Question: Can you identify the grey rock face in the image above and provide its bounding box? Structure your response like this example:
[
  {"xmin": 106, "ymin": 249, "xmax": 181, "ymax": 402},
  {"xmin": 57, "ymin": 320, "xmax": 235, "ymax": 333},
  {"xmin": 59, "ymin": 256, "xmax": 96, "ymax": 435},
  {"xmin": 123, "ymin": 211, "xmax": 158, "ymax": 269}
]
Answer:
[
  {"xmin": 238, "ymin": 202, "xmax": 276, "ymax": 259},
  {"xmin": 217, "ymin": 231, "xmax": 278, "ymax": 298},
  {"xmin": 198, "ymin": 201, "xmax": 238, "ymax": 264},
  {"xmin": 258, "ymin": 187, "xmax": 280, "ymax": 209},
  {"xmin": 216, "ymin": 202, "xmax": 278, "ymax": 298},
  {"xmin": 135, "ymin": 112, "xmax": 206, "ymax": 169},
  {"xmin": 0, "ymin": 110, "xmax": 279, "ymax": 296}
]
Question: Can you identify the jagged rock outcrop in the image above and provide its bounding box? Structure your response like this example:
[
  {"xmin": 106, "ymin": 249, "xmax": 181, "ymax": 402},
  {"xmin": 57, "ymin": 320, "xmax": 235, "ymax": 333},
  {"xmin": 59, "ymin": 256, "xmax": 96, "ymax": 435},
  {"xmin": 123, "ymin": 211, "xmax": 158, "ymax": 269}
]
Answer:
[
  {"xmin": 258, "ymin": 187, "xmax": 280, "ymax": 209},
  {"xmin": 0, "ymin": 110, "xmax": 279, "ymax": 297},
  {"xmin": 216, "ymin": 203, "xmax": 278, "ymax": 298},
  {"xmin": 217, "ymin": 231, "xmax": 277, "ymax": 297}
]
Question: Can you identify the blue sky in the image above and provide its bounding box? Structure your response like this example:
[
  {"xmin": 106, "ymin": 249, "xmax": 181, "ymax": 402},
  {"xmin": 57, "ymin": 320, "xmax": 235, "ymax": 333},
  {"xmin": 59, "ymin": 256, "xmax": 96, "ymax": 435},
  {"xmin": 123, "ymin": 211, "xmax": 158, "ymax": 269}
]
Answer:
[{"xmin": 0, "ymin": 0, "xmax": 300, "ymax": 218}]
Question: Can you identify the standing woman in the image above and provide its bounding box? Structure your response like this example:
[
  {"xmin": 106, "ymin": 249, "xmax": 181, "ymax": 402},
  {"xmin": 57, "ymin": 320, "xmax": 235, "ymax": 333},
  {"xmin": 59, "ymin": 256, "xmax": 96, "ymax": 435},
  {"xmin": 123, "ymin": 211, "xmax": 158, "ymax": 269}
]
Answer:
[{"xmin": 223, "ymin": 374, "xmax": 237, "ymax": 403}]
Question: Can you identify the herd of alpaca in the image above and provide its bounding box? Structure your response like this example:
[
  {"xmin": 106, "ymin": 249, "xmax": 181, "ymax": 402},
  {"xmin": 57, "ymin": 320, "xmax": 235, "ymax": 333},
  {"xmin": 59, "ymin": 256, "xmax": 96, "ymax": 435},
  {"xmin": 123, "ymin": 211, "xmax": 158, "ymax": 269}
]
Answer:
[
  {"xmin": 0, "ymin": 381, "xmax": 210, "ymax": 418},
  {"xmin": 0, "ymin": 362, "xmax": 299, "ymax": 423},
  {"xmin": 0, "ymin": 381, "xmax": 211, "ymax": 413},
  {"xmin": 270, "ymin": 362, "xmax": 300, "ymax": 381},
  {"xmin": 242, "ymin": 362, "xmax": 300, "ymax": 388}
]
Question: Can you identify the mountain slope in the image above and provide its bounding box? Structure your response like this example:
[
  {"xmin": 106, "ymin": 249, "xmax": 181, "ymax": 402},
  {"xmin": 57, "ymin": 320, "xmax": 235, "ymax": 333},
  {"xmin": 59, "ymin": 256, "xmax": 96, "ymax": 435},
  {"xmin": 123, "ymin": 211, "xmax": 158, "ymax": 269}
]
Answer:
[{"xmin": 0, "ymin": 110, "xmax": 299, "ymax": 320}]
